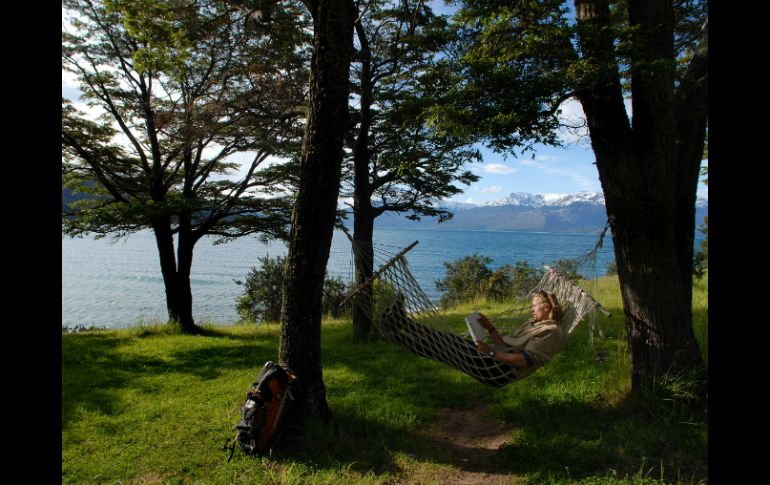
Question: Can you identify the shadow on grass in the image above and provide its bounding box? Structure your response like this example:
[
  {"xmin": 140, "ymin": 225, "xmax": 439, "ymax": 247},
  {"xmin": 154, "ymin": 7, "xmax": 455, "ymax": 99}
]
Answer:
[
  {"xmin": 263, "ymin": 323, "xmax": 708, "ymax": 483},
  {"xmin": 258, "ymin": 391, "xmax": 706, "ymax": 484},
  {"xmin": 62, "ymin": 330, "xmax": 277, "ymax": 431}
]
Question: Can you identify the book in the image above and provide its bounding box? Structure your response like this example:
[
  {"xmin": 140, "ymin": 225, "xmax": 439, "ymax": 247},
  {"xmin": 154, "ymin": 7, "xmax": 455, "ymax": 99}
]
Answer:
[{"xmin": 465, "ymin": 311, "xmax": 486, "ymax": 343}]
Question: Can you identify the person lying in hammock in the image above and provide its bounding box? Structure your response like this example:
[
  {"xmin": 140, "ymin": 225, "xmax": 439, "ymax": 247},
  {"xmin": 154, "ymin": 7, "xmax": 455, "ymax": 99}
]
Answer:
[{"xmin": 475, "ymin": 290, "xmax": 566, "ymax": 379}]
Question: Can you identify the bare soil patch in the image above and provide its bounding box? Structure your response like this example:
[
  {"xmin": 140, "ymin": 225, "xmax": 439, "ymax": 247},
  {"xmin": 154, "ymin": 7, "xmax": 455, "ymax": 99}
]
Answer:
[{"xmin": 416, "ymin": 405, "xmax": 520, "ymax": 485}]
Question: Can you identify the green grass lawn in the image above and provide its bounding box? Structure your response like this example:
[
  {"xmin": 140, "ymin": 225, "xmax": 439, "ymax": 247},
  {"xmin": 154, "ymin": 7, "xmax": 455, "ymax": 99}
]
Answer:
[{"xmin": 62, "ymin": 274, "xmax": 708, "ymax": 484}]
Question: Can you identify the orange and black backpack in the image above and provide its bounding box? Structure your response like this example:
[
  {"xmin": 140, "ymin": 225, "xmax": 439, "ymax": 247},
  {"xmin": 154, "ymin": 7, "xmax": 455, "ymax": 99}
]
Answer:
[{"xmin": 223, "ymin": 361, "xmax": 298, "ymax": 461}]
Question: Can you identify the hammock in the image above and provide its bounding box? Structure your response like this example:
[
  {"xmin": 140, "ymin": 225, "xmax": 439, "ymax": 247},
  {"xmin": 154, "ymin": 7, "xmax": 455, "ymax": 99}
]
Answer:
[{"xmin": 342, "ymin": 227, "xmax": 611, "ymax": 387}]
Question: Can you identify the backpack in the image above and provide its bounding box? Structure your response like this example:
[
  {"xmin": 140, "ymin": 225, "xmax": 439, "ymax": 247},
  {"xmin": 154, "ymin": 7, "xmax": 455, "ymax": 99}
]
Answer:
[{"xmin": 223, "ymin": 361, "xmax": 298, "ymax": 461}]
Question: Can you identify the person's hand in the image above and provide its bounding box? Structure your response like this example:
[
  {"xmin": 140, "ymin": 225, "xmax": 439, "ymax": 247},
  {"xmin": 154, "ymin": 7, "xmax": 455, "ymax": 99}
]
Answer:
[
  {"xmin": 478, "ymin": 313, "xmax": 494, "ymax": 331},
  {"xmin": 476, "ymin": 341, "xmax": 491, "ymax": 353}
]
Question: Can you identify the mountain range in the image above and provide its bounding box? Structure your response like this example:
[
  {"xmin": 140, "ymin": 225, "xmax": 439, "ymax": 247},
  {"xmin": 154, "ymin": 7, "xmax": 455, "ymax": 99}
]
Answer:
[
  {"xmin": 371, "ymin": 191, "xmax": 708, "ymax": 233},
  {"xmin": 63, "ymin": 187, "xmax": 708, "ymax": 234}
]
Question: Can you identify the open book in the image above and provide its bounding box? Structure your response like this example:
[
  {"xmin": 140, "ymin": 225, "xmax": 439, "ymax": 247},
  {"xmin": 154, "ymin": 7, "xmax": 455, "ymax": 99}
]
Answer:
[{"xmin": 465, "ymin": 311, "xmax": 486, "ymax": 343}]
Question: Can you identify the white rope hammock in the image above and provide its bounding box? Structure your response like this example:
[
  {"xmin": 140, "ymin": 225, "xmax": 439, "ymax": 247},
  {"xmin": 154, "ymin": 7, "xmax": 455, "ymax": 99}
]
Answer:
[{"xmin": 342, "ymin": 231, "xmax": 611, "ymax": 387}]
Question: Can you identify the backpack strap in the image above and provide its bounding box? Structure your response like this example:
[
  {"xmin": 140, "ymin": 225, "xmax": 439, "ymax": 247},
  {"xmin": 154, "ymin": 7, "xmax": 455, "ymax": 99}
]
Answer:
[{"xmin": 222, "ymin": 436, "xmax": 236, "ymax": 463}]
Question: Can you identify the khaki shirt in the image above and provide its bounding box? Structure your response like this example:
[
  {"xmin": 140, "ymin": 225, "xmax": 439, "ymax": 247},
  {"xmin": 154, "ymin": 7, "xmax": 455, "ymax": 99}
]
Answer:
[{"xmin": 500, "ymin": 319, "xmax": 565, "ymax": 379}]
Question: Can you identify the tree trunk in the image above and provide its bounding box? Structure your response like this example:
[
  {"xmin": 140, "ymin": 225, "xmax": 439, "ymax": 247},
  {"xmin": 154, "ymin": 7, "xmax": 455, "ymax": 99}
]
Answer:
[
  {"xmin": 175, "ymin": 215, "xmax": 199, "ymax": 333},
  {"xmin": 575, "ymin": 0, "xmax": 706, "ymax": 396},
  {"xmin": 351, "ymin": 21, "xmax": 375, "ymax": 342},
  {"xmin": 352, "ymin": 200, "xmax": 375, "ymax": 342},
  {"xmin": 279, "ymin": 0, "xmax": 355, "ymax": 422},
  {"xmin": 151, "ymin": 217, "xmax": 199, "ymax": 333}
]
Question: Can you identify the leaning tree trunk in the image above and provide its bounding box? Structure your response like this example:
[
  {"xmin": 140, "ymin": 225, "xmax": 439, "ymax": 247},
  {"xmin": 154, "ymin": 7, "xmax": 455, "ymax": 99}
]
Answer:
[
  {"xmin": 575, "ymin": 0, "xmax": 706, "ymax": 395},
  {"xmin": 279, "ymin": 0, "xmax": 355, "ymax": 422},
  {"xmin": 152, "ymin": 217, "xmax": 199, "ymax": 333}
]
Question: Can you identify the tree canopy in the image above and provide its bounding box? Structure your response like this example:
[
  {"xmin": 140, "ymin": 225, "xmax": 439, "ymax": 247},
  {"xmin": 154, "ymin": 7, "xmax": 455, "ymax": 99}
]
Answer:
[{"xmin": 62, "ymin": 0, "xmax": 311, "ymax": 330}]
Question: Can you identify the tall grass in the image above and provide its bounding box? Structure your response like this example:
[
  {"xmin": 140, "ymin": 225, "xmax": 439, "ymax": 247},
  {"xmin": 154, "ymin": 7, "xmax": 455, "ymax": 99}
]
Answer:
[{"xmin": 62, "ymin": 275, "xmax": 707, "ymax": 484}]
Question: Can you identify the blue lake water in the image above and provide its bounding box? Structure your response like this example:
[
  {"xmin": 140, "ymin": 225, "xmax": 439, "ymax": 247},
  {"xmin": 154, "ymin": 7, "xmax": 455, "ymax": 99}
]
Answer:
[{"xmin": 62, "ymin": 227, "xmax": 637, "ymax": 329}]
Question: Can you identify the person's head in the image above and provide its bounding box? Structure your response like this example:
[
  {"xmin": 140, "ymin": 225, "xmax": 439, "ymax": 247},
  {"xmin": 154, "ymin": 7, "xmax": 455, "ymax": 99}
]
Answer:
[{"xmin": 531, "ymin": 290, "xmax": 562, "ymax": 322}]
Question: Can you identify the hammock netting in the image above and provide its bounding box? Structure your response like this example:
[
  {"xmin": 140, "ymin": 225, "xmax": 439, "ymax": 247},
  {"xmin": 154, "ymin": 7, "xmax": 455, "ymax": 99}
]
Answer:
[{"xmin": 342, "ymin": 224, "xmax": 611, "ymax": 387}]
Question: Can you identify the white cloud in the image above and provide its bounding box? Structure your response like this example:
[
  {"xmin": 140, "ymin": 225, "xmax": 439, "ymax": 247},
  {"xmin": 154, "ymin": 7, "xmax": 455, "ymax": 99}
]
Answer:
[
  {"xmin": 535, "ymin": 155, "xmax": 559, "ymax": 163},
  {"xmin": 542, "ymin": 167, "xmax": 598, "ymax": 192},
  {"xmin": 465, "ymin": 197, "xmax": 477, "ymax": 204},
  {"xmin": 483, "ymin": 163, "xmax": 517, "ymax": 174},
  {"xmin": 520, "ymin": 155, "xmax": 557, "ymax": 169},
  {"xmin": 520, "ymin": 159, "xmax": 544, "ymax": 168},
  {"xmin": 475, "ymin": 185, "xmax": 502, "ymax": 194},
  {"xmin": 556, "ymin": 97, "xmax": 590, "ymax": 145}
]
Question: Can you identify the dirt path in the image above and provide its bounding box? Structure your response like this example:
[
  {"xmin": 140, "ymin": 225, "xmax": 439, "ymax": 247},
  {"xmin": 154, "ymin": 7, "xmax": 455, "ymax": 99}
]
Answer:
[{"xmin": 416, "ymin": 405, "xmax": 519, "ymax": 485}]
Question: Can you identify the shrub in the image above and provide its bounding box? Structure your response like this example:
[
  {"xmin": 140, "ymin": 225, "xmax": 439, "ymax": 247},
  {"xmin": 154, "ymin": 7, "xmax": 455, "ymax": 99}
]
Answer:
[
  {"xmin": 549, "ymin": 258, "xmax": 581, "ymax": 280},
  {"xmin": 505, "ymin": 260, "xmax": 544, "ymax": 297},
  {"xmin": 435, "ymin": 253, "xmax": 493, "ymax": 306},
  {"xmin": 322, "ymin": 276, "xmax": 353, "ymax": 318},
  {"xmin": 235, "ymin": 255, "xmax": 286, "ymax": 323},
  {"xmin": 236, "ymin": 255, "xmax": 353, "ymax": 323},
  {"xmin": 435, "ymin": 254, "xmax": 544, "ymax": 307}
]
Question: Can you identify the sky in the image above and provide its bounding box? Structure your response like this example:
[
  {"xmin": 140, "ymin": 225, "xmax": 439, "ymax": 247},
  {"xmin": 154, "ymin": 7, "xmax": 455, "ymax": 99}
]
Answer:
[
  {"xmin": 457, "ymin": 101, "xmax": 604, "ymax": 205},
  {"xmin": 62, "ymin": 2, "xmax": 708, "ymax": 206},
  {"xmin": 423, "ymin": 0, "xmax": 708, "ymax": 205}
]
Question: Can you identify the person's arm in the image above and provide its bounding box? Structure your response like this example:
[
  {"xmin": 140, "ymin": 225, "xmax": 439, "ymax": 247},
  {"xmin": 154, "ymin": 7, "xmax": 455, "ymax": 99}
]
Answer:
[
  {"xmin": 475, "ymin": 341, "xmax": 533, "ymax": 368},
  {"xmin": 477, "ymin": 313, "xmax": 506, "ymax": 347}
]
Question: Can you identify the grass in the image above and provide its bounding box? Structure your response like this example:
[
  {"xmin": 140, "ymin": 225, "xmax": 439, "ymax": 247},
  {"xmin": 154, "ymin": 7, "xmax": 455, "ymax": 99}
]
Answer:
[{"xmin": 62, "ymin": 274, "xmax": 708, "ymax": 484}]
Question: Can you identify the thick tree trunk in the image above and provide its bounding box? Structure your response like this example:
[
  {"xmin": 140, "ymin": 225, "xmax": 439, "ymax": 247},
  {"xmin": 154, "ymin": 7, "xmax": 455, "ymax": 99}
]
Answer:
[
  {"xmin": 575, "ymin": 0, "xmax": 706, "ymax": 395},
  {"xmin": 279, "ymin": 0, "xmax": 355, "ymax": 422},
  {"xmin": 151, "ymin": 218, "xmax": 199, "ymax": 333}
]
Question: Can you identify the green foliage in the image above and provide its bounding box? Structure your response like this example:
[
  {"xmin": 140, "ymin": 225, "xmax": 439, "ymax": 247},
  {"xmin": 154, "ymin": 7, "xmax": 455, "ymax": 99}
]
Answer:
[
  {"xmin": 435, "ymin": 254, "xmax": 544, "ymax": 307},
  {"xmin": 235, "ymin": 255, "xmax": 353, "ymax": 323},
  {"xmin": 235, "ymin": 255, "xmax": 286, "ymax": 323},
  {"xmin": 508, "ymin": 260, "xmax": 545, "ymax": 296},
  {"xmin": 322, "ymin": 276, "xmax": 353, "ymax": 319},
  {"xmin": 550, "ymin": 258, "xmax": 581, "ymax": 281},
  {"xmin": 424, "ymin": 0, "xmax": 575, "ymax": 155},
  {"xmin": 62, "ymin": 0, "xmax": 309, "ymax": 241},
  {"xmin": 606, "ymin": 259, "xmax": 618, "ymax": 276},
  {"xmin": 342, "ymin": 1, "xmax": 480, "ymax": 224},
  {"xmin": 435, "ymin": 253, "xmax": 493, "ymax": 306}
]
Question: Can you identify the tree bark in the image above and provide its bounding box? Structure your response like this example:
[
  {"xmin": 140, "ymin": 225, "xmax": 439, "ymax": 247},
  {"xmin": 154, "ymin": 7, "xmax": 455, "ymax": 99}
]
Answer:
[
  {"xmin": 575, "ymin": 0, "xmax": 706, "ymax": 395},
  {"xmin": 279, "ymin": 0, "xmax": 355, "ymax": 422},
  {"xmin": 674, "ymin": 20, "xmax": 709, "ymax": 307},
  {"xmin": 352, "ymin": 200, "xmax": 375, "ymax": 342},
  {"xmin": 151, "ymin": 217, "xmax": 199, "ymax": 333}
]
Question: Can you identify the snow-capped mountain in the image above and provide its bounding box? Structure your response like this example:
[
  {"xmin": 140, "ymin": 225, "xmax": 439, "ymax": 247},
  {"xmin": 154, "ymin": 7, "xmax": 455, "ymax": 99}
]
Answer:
[
  {"xmin": 374, "ymin": 191, "xmax": 707, "ymax": 232},
  {"xmin": 482, "ymin": 191, "xmax": 605, "ymax": 208}
]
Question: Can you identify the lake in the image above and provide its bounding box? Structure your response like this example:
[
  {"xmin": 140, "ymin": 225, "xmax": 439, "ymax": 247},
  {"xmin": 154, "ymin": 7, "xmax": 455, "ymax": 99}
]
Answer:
[{"xmin": 62, "ymin": 227, "xmax": 628, "ymax": 329}]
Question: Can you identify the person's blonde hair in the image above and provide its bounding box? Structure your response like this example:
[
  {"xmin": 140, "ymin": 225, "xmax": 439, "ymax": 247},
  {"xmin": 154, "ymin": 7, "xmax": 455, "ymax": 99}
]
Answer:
[{"xmin": 534, "ymin": 290, "xmax": 562, "ymax": 322}]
